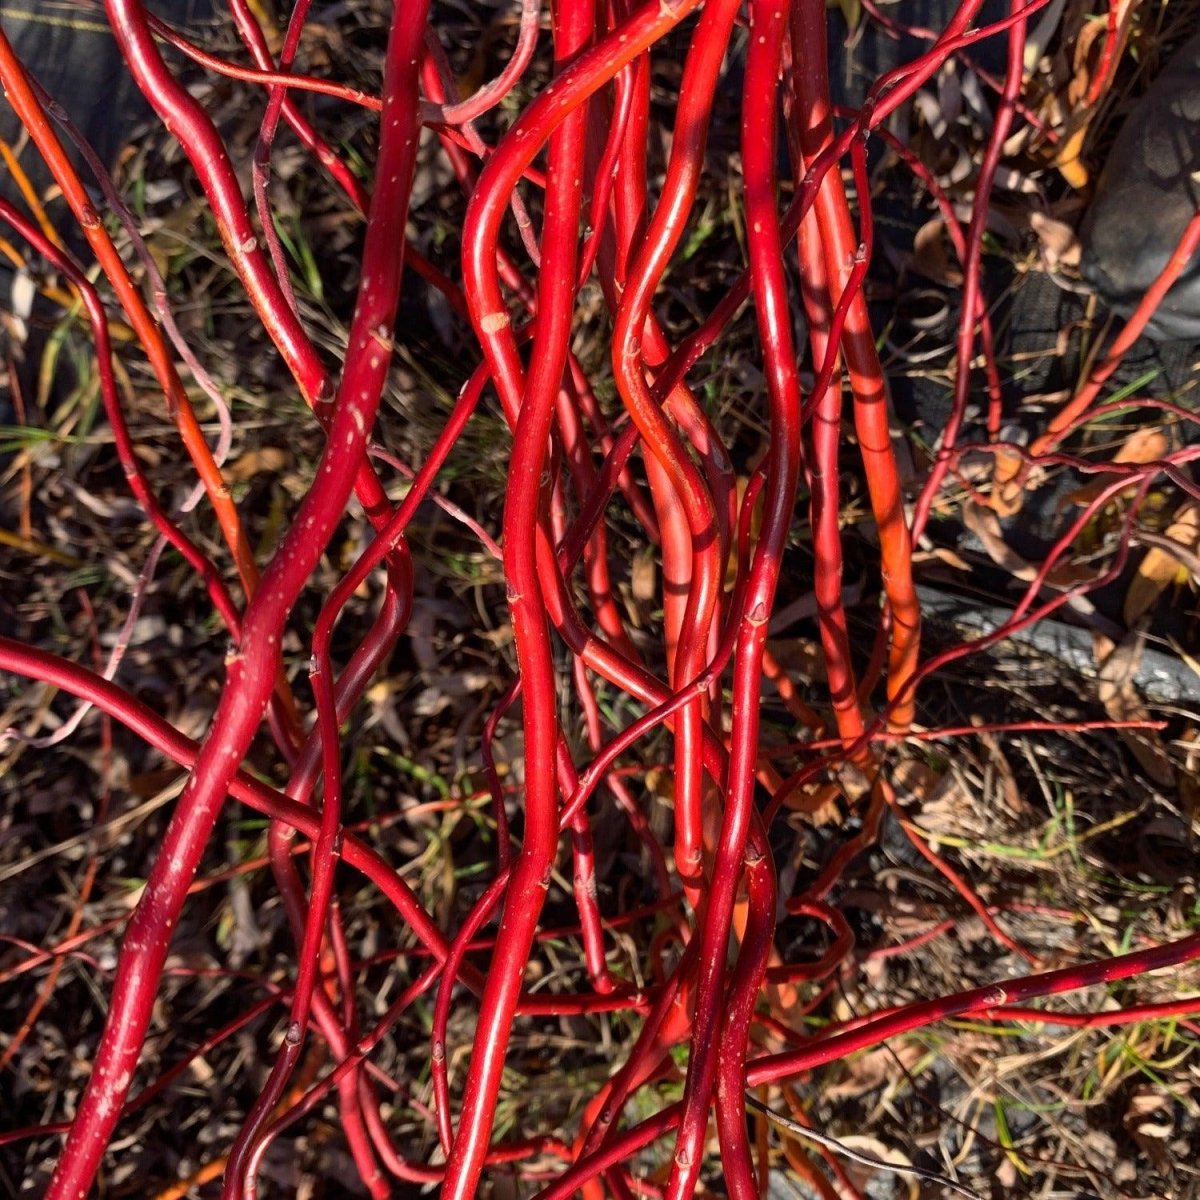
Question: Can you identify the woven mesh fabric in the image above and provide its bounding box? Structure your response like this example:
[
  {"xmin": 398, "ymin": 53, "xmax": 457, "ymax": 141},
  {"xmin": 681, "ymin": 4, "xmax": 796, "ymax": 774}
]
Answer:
[
  {"xmin": 0, "ymin": 0, "xmax": 218, "ymax": 218},
  {"xmin": 0, "ymin": 1, "xmax": 217, "ymax": 428}
]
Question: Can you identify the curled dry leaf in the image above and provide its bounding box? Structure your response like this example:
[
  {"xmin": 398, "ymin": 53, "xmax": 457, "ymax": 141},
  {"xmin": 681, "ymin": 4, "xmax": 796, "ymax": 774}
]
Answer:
[
  {"xmin": 1094, "ymin": 630, "xmax": 1175, "ymax": 787},
  {"xmin": 1062, "ymin": 426, "xmax": 1170, "ymax": 508},
  {"xmin": 1030, "ymin": 210, "xmax": 1082, "ymax": 270},
  {"xmin": 1125, "ymin": 500, "xmax": 1200, "ymax": 625},
  {"xmin": 223, "ymin": 446, "xmax": 289, "ymax": 483},
  {"xmin": 963, "ymin": 501, "xmax": 1098, "ymax": 602},
  {"xmin": 1049, "ymin": 0, "xmax": 1138, "ymax": 187},
  {"xmin": 1113, "ymin": 426, "xmax": 1171, "ymax": 466},
  {"xmin": 913, "ymin": 217, "xmax": 963, "ymax": 286},
  {"xmin": 990, "ymin": 444, "xmax": 1026, "ymax": 517}
]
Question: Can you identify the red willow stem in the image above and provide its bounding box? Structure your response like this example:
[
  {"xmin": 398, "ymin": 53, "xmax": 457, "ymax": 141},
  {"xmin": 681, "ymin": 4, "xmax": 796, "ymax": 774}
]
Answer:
[
  {"xmin": 773, "ymin": 454, "xmax": 1187, "ymax": 824},
  {"xmin": 1, "ymin": 65, "xmax": 303, "ymax": 757},
  {"xmin": 751, "ymin": 929, "xmax": 1200, "ymax": 1082},
  {"xmin": 104, "ymin": 0, "xmax": 323, "ymax": 402},
  {"xmin": 0, "ymin": 638, "xmax": 456, "ymax": 960},
  {"xmin": 853, "ymin": 116, "xmax": 1004, "ymax": 422},
  {"xmin": 881, "ymin": 776, "xmax": 1038, "ymax": 964},
  {"xmin": 447, "ymin": 0, "xmax": 600, "ymax": 1168},
  {"xmin": 142, "ymin": 10, "xmax": 383, "ymax": 109},
  {"xmin": 444, "ymin": 2, "xmax": 713, "ymax": 1192},
  {"xmin": 225, "ymin": 580, "xmax": 415, "ymax": 1200},
  {"xmin": 609, "ymin": 0, "xmax": 734, "ymax": 903},
  {"xmin": 0, "ymin": 200, "xmax": 241, "ymax": 636},
  {"xmin": 250, "ymin": 0, "xmax": 317, "ymax": 318},
  {"xmin": 7, "ymin": 0, "xmax": 1187, "ymax": 1190},
  {"xmin": 793, "ymin": 0, "xmax": 921, "ymax": 732},
  {"xmin": 714, "ymin": 838, "xmax": 777, "ymax": 1200},
  {"xmin": 421, "ymin": 0, "xmax": 542, "ymax": 125},
  {"xmin": 221, "ymin": 0, "xmax": 373, "ymax": 246},
  {"xmin": 534, "ymin": 927, "xmax": 1200, "ymax": 1200},
  {"xmin": 40, "ymin": 3, "xmax": 431, "ymax": 1192},
  {"xmin": 103, "ymin": 0, "xmax": 425, "ymax": 664},
  {"xmin": 788, "ymin": 72, "xmax": 867, "ymax": 747},
  {"xmin": 0, "ymin": 26, "xmax": 268, "ymax": 609},
  {"xmin": 912, "ymin": 0, "xmax": 1028, "ymax": 543},
  {"xmin": 883, "ymin": 462, "xmax": 1180, "ymax": 727},
  {"xmin": 667, "ymin": 0, "xmax": 804, "ymax": 1189},
  {"xmin": 555, "ymin": 2, "xmax": 1030, "ymax": 597},
  {"xmin": 1084, "ymin": 0, "xmax": 1122, "ymax": 108},
  {"xmin": 859, "ymin": 0, "xmax": 1054, "ymax": 137}
]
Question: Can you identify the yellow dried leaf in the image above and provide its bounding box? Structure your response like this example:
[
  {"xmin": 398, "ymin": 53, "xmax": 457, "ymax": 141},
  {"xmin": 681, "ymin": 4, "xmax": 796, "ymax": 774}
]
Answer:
[
  {"xmin": 1124, "ymin": 501, "xmax": 1200, "ymax": 624},
  {"xmin": 1054, "ymin": 125, "xmax": 1090, "ymax": 189},
  {"xmin": 990, "ymin": 445, "xmax": 1025, "ymax": 516},
  {"xmin": 1062, "ymin": 427, "xmax": 1169, "ymax": 507},
  {"xmin": 1114, "ymin": 427, "xmax": 1169, "ymax": 465}
]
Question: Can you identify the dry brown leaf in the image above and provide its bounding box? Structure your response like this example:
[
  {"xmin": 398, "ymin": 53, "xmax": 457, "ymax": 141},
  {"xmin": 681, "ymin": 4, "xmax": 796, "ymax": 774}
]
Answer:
[
  {"xmin": 1094, "ymin": 630, "xmax": 1175, "ymax": 787},
  {"xmin": 1052, "ymin": 0, "xmax": 1138, "ymax": 187},
  {"xmin": 963, "ymin": 501, "xmax": 1029, "ymax": 574},
  {"xmin": 892, "ymin": 757, "xmax": 976, "ymax": 835},
  {"xmin": 963, "ymin": 502, "xmax": 1095, "ymax": 594},
  {"xmin": 1054, "ymin": 124, "xmax": 1090, "ymax": 189},
  {"xmin": 224, "ymin": 446, "xmax": 289, "ymax": 483},
  {"xmin": 1029, "ymin": 211, "xmax": 1082, "ymax": 270},
  {"xmin": 1125, "ymin": 501, "xmax": 1200, "ymax": 624},
  {"xmin": 1068, "ymin": 0, "xmax": 1137, "ymax": 108},
  {"xmin": 1061, "ymin": 427, "xmax": 1169, "ymax": 508},
  {"xmin": 890, "ymin": 757, "xmax": 943, "ymax": 803},
  {"xmin": 631, "ymin": 547, "xmax": 656, "ymax": 602},
  {"xmin": 1121, "ymin": 1083, "xmax": 1178, "ymax": 1167},
  {"xmin": 782, "ymin": 779, "xmax": 843, "ymax": 824},
  {"xmin": 623, "ymin": 547, "xmax": 658, "ymax": 630},
  {"xmin": 913, "ymin": 217, "xmax": 963, "ymax": 286},
  {"xmin": 990, "ymin": 445, "xmax": 1026, "ymax": 517},
  {"xmin": 1115, "ymin": 426, "xmax": 1169, "ymax": 465},
  {"xmin": 824, "ymin": 1041, "xmax": 928, "ymax": 1103},
  {"xmin": 918, "ymin": 545, "xmax": 972, "ymax": 572}
]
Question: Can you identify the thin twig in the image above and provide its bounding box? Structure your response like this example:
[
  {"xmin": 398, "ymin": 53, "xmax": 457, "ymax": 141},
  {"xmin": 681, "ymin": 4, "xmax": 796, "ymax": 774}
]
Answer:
[{"xmin": 745, "ymin": 1092, "xmax": 985, "ymax": 1200}]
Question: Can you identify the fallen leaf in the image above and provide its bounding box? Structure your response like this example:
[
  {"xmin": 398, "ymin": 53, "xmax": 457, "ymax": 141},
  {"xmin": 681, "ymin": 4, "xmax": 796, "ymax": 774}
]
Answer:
[
  {"xmin": 781, "ymin": 779, "xmax": 843, "ymax": 824},
  {"xmin": 1094, "ymin": 630, "xmax": 1175, "ymax": 787},
  {"xmin": 1115, "ymin": 426, "xmax": 1169, "ymax": 466},
  {"xmin": 913, "ymin": 217, "xmax": 963, "ymax": 286},
  {"xmin": 1030, "ymin": 211, "xmax": 1082, "ymax": 270},
  {"xmin": 824, "ymin": 1041, "xmax": 928, "ymax": 1103},
  {"xmin": 1125, "ymin": 501, "xmax": 1200, "ymax": 624},
  {"xmin": 990, "ymin": 445, "xmax": 1026, "ymax": 517},
  {"xmin": 631, "ymin": 547, "xmax": 656, "ymax": 602},
  {"xmin": 224, "ymin": 446, "xmax": 289, "ymax": 483},
  {"xmin": 1122, "ymin": 1082, "xmax": 1178, "ymax": 1167},
  {"xmin": 963, "ymin": 501, "xmax": 1098, "ymax": 598},
  {"xmin": 1061, "ymin": 427, "xmax": 1169, "ymax": 508},
  {"xmin": 1053, "ymin": 123, "xmax": 1090, "ymax": 189}
]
